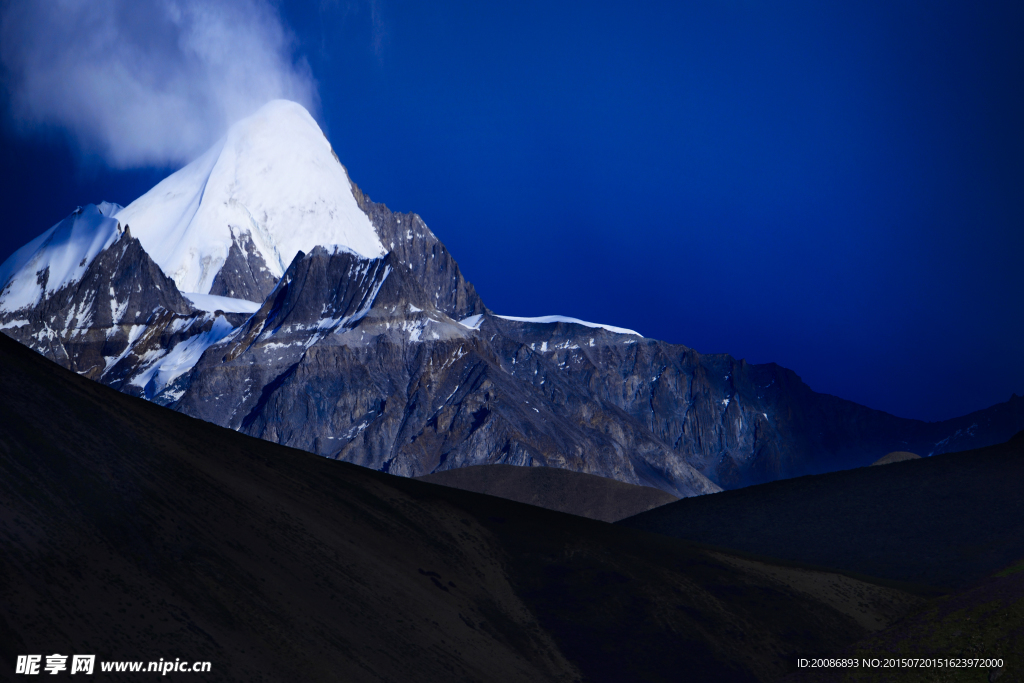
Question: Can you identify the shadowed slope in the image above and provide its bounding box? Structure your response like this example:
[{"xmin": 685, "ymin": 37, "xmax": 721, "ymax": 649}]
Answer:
[
  {"xmin": 788, "ymin": 562, "xmax": 1024, "ymax": 682},
  {"xmin": 0, "ymin": 335, "xmax": 578, "ymax": 682},
  {"xmin": 417, "ymin": 464, "xmax": 680, "ymax": 522},
  {"xmin": 0, "ymin": 333, "xmax": 927, "ymax": 682},
  {"xmin": 620, "ymin": 434, "xmax": 1024, "ymax": 590}
]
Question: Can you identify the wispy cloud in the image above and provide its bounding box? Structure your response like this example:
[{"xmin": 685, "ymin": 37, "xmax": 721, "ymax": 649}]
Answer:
[
  {"xmin": 0, "ymin": 0, "xmax": 317, "ymax": 168},
  {"xmin": 369, "ymin": 0, "xmax": 388, "ymax": 60}
]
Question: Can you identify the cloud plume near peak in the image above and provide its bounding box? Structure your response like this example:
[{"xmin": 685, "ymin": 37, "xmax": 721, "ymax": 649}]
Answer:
[{"xmin": 0, "ymin": 0, "xmax": 317, "ymax": 168}]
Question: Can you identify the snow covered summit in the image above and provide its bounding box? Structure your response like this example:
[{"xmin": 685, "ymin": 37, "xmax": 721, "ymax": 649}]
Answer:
[
  {"xmin": 115, "ymin": 99, "xmax": 386, "ymax": 301},
  {"xmin": 0, "ymin": 203, "xmax": 123, "ymax": 312}
]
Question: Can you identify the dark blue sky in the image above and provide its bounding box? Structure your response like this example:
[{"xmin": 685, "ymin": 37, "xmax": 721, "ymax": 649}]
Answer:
[{"xmin": 1, "ymin": 0, "xmax": 1022, "ymax": 422}]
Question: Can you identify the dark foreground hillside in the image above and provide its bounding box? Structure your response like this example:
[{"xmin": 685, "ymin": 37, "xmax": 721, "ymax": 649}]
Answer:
[
  {"xmin": 788, "ymin": 561, "xmax": 1024, "ymax": 683},
  {"xmin": 621, "ymin": 432, "xmax": 1024, "ymax": 590},
  {"xmin": 0, "ymin": 333, "xmax": 926, "ymax": 682}
]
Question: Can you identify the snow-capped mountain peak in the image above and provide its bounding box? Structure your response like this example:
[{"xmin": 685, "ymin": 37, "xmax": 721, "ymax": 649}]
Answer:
[
  {"xmin": 0, "ymin": 203, "xmax": 123, "ymax": 312},
  {"xmin": 114, "ymin": 99, "xmax": 385, "ymax": 300}
]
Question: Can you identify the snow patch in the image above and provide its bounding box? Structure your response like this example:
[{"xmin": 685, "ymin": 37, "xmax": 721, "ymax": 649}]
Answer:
[
  {"xmin": 458, "ymin": 314, "xmax": 484, "ymax": 330},
  {"xmin": 102, "ymin": 323, "xmax": 149, "ymax": 373},
  {"xmin": 183, "ymin": 292, "xmax": 261, "ymax": 313},
  {"xmin": 496, "ymin": 314, "xmax": 641, "ymax": 337},
  {"xmin": 261, "ymin": 342, "xmax": 295, "ymax": 351},
  {"xmin": 129, "ymin": 316, "xmax": 236, "ymax": 397},
  {"xmin": 408, "ymin": 320, "xmax": 425, "ymax": 342},
  {"xmin": 109, "ymin": 286, "xmax": 130, "ymax": 325}
]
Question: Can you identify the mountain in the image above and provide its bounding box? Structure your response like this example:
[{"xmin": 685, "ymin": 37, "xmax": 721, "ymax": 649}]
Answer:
[
  {"xmin": 2, "ymin": 99, "xmax": 1023, "ymax": 496},
  {"xmin": 0, "ymin": 330, "xmax": 933, "ymax": 682},
  {"xmin": 417, "ymin": 464, "xmax": 679, "ymax": 522},
  {"xmin": 620, "ymin": 431, "xmax": 1024, "ymax": 590},
  {"xmin": 871, "ymin": 450, "xmax": 921, "ymax": 465}
]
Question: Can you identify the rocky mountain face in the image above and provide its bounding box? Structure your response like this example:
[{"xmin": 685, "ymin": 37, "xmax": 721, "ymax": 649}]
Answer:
[
  {"xmin": 2, "ymin": 100, "xmax": 1022, "ymax": 497},
  {"xmin": 209, "ymin": 226, "xmax": 281, "ymax": 302},
  {"xmin": 0, "ymin": 207, "xmax": 245, "ymax": 397},
  {"xmin": 165, "ymin": 243, "xmax": 716, "ymax": 497}
]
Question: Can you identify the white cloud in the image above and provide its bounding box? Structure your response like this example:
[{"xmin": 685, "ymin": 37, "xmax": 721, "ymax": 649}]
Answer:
[{"xmin": 0, "ymin": 0, "xmax": 317, "ymax": 168}]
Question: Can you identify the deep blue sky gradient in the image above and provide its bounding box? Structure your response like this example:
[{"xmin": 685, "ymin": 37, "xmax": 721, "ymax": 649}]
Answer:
[{"xmin": 1, "ymin": 0, "xmax": 1021, "ymax": 421}]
